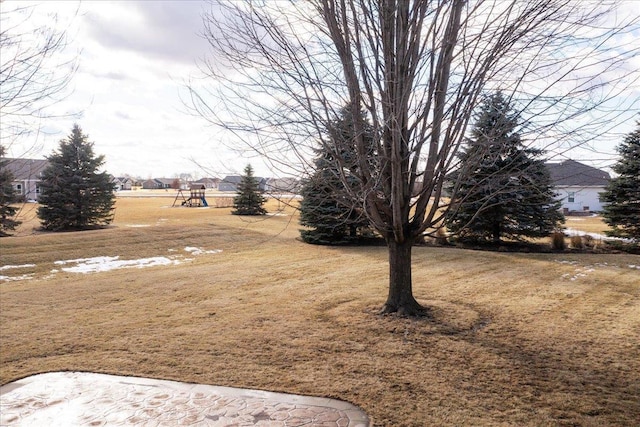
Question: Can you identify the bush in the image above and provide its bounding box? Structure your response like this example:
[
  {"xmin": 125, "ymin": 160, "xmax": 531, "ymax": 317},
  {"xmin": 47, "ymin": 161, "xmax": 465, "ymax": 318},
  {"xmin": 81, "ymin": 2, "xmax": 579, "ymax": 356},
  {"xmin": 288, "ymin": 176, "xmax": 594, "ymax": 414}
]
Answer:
[
  {"xmin": 435, "ymin": 228, "xmax": 449, "ymax": 245},
  {"xmin": 570, "ymin": 235, "xmax": 583, "ymax": 249},
  {"xmin": 551, "ymin": 232, "xmax": 566, "ymax": 250}
]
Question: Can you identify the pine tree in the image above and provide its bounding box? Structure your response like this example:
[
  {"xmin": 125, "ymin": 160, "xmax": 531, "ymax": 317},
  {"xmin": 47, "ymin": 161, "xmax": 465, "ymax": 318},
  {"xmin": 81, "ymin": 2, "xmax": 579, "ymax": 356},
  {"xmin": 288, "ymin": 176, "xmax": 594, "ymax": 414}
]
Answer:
[
  {"xmin": 0, "ymin": 146, "xmax": 21, "ymax": 235},
  {"xmin": 299, "ymin": 103, "xmax": 374, "ymax": 244},
  {"xmin": 37, "ymin": 124, "xmax": 116, "ymax": 231},
  {"xmin": 445, "ymin": 92, "xmax": 564, "ymax": 243},
  {"xmin": 601, "ymin": 122, "xmax": 640, "ymax": 241},
  {"xmin": 232, "ymin": 164, "xmax": 267, "ymax": 215}
]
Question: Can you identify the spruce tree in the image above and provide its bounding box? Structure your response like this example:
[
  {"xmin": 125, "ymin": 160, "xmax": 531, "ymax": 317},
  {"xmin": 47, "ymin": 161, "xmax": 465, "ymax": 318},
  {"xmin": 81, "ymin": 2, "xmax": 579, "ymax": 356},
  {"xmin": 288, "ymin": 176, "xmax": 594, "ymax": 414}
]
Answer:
[
  {"xmin": 0, "ymin": 146, "xmax": 21, "ymax": 235},
  {"xmin": 232, "ymin": 164, "xmax": 267, "ymax": 215},
  {"xmin": 601, "ymin": 122, "xmax": 640, "ymax": 241},
  {"xmin": 299, "ymin": 103, "xmax": 374, "ymax": 244},
  {"xmin": 37, "ymin": 124, "xmax": 116, "ymax": 231},
  {"xmin": 445, "ymin": 92, "xmax": 564, "ymax": 243}
]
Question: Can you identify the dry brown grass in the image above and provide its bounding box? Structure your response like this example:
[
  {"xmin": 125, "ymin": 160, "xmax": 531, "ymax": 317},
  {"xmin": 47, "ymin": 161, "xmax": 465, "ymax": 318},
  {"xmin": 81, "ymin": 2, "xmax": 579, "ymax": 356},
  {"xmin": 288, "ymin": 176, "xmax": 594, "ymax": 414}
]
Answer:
[
  {"xmin": 564, "ymin": 215, "xmax": 611, "ymax": 235},
  {"xmin": 2, "ymin": 198, "xmax": 639, "ymax": 426}
]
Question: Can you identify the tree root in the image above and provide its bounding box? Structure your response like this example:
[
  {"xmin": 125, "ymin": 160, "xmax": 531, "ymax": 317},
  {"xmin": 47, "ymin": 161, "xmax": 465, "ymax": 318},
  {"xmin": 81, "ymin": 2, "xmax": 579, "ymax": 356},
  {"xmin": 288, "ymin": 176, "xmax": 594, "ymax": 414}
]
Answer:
[{"xmin": 380, "ymin": 301, "xmax": 430, "ymax": 318}]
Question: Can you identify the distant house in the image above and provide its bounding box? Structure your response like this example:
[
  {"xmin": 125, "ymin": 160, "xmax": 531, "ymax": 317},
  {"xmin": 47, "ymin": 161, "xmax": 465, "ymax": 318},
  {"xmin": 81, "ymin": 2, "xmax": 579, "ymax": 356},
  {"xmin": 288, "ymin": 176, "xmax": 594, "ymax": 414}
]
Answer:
[
  {"xmin": 265, "ymin": 177, "xmax": 301, "ymax": 194},
  {"xmin": 219, "ymin": 175, "xmax": 267, "ymax": 192},
  {"xmin": 142, "ymin": 178, "xmax": 178, "ymax": 190},
  {"xmin": 4, "ymin": 158, "xmax": 49, "ymax": 201},
  {"xmin": 546, "ymin": 160, "xmax": 610, "ymax": 213},
  {"xmin": 192, "ymin": 177, "xmax": 220, "ymax": 190},
  {"xmin": 111, "ymin": 176, "xmax": 133, "ymax": 191}
]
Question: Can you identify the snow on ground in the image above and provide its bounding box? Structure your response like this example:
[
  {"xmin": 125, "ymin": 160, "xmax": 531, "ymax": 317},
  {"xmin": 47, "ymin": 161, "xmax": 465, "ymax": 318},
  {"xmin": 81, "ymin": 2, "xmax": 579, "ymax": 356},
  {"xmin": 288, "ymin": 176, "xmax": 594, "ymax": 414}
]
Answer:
[
  {"xmin": 0, "ymin": 265, "xmax": 36, "ymax": 281},
  {"xmin": 564, "ymin": 228, "xmax": 632, "ymax": 242},
  {"xmin": 184, "ymin": 247, "xmax": 222, "ymax": 255},
  {"xmin": 54, "ymin": 256, "xmax": 179, "ymax": 274},
  {"xmin": 555, "ymin": 259, "xmax": 639, "ymax": 281},
  {"xmin": 0, "ymin": 264, "xmax": 36, "ymax": 271},
  {"xmin": 1, "ymin": 247, "xmax": 221, "ymax": 282}
]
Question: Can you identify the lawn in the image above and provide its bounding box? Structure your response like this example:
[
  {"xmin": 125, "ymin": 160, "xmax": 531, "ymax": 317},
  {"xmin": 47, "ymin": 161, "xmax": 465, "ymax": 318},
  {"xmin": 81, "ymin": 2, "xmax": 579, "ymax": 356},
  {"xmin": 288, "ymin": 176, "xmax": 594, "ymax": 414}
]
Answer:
[{"xmin": 1, "ymin": 196, "xmax": 639, "ymax": 426}]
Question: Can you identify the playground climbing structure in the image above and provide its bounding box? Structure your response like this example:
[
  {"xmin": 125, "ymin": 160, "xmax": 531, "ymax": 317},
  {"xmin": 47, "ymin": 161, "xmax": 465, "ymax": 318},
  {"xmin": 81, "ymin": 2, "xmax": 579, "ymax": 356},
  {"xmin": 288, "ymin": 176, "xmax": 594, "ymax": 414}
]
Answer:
[{"xmin": 172, "ymin": 186, "xmax": 209, "ymax": 207}]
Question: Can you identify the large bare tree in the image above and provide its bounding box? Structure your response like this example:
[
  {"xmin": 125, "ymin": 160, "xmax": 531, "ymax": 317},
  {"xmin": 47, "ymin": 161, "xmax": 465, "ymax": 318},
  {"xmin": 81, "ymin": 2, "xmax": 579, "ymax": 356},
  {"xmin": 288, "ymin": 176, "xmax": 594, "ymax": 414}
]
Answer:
[
  {"xmin": 0, "ymin": 3, "xmax": 77, "ymax": 151},
  {"xmin": 188, "ymin": 0, "xmax": 640, "ymax": 315}
]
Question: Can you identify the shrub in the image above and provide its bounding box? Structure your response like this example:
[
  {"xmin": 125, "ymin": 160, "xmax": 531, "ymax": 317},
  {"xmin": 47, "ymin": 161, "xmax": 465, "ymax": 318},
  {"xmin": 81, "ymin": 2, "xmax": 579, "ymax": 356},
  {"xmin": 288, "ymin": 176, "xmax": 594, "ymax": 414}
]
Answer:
[
  {"xmin": 570, "ymin": 235, "xmax": 583, "ymax": 249},
  {"xmin": 551, "ymin": 232, "xmax": 566, "ymax": 250},
  {"xmin": 582, "ymin": 234, "xmax": 594, "ymax": 248},
  {"xmin": 435, "ymin": 228, "xmax": 449, "ymax": 245}
]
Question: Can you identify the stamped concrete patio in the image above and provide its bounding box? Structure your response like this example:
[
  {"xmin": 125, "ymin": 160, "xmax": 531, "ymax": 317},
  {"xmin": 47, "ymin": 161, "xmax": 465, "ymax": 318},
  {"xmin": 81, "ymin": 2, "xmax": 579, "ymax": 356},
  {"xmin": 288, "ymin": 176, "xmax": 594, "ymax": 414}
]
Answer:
[{"xmin": 0, "ymin": 372, "xmax": 369, "ymax": 426}]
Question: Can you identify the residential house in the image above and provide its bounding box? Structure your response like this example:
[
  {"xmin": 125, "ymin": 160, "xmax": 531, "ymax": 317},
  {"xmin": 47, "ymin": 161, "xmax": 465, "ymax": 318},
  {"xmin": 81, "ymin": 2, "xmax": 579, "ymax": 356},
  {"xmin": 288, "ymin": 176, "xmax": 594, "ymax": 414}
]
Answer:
[
  {"xmin": 4, "ymin": 158, "xmax": 49, "ymax": 201},
  {"xmin": 191, "ymin": 177, "xmax": 220, "ymax": 190},
  {"xmin": 219, "ymin": 175, "xmax": 267, "ymax": 192},
  {"xmin": 265, "ymin": 177, "xmax": 301, "ymax": 194},
  {"xmin": 111, "ymin": 176, "xmax": 133, "ymax": 191},
  {"xmin": 546, "ymin": 160, "xmax": 610, "ymax": 213},
  {"xmin": 142, "ymin": 178, "xmax": 179, "ymax": 190}
]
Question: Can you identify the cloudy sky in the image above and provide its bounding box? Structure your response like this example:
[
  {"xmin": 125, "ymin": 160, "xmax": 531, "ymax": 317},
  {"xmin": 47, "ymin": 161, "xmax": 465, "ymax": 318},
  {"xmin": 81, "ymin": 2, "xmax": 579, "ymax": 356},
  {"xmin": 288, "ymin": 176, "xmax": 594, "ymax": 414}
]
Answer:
[
  {"xmin": 3, "ymin": 1, "xmax": 640, "ymax": 179},
  {"xmin": 4, "ymin": 0, "xmax": 274, "ymax": 180}
]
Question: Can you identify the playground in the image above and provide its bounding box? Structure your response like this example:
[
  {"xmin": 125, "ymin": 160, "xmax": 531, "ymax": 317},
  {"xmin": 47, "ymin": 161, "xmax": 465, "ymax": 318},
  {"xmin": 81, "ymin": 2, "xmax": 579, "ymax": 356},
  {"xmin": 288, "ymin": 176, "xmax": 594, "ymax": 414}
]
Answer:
[{"xmin": 173, "ymin": 185, "xmax": 209, "ymax": 207}]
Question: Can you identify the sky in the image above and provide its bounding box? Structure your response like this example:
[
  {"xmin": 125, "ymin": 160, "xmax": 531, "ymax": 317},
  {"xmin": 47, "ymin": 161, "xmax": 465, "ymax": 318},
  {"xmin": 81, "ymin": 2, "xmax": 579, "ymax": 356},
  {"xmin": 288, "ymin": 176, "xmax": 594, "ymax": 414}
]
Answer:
[
  {"xmin": 2, "ymin": 0, "xmax": 639, "ymax": 179},
  {"xmin": 3, "ymin": 0, "xmax": 274, "ymax": 180}
]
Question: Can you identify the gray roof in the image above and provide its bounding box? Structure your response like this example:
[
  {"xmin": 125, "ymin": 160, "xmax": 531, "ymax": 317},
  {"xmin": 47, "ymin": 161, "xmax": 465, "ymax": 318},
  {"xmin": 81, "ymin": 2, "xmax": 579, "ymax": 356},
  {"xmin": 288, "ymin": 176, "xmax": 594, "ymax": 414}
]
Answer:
[
  {"xmin": 3, "ymin": 158, "xmax": 49, "ymax": 180},
  {"xmin": 193, "ymin": 177, "xmax": 220, "ymax": 183},
  {"xmin": 221, "ymin": 176, "xmax": 242, "ymax": 184},
  {"xmin": 221, "ymin": 175, "xmax": 266, "ymax": 184},
  {"xmin": 546, "ymin": 160, "xmax": 610, "ymax": 187}
]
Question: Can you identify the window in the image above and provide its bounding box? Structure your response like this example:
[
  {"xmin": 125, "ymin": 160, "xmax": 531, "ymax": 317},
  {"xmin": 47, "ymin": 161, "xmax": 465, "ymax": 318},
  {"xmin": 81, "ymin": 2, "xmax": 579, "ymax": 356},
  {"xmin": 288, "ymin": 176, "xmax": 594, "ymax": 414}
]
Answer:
[
  {"xmin": 568, "ymin": 192, "xmax": 575, "ymax": 203},
  {"xmin": 15, "ymin": 184, "xmax": 22, "ymax": 192}
]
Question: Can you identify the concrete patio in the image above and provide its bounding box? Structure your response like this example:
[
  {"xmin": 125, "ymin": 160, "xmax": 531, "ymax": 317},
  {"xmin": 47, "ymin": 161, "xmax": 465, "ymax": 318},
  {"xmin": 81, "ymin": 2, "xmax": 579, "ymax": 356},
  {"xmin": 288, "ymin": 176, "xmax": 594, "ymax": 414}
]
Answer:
[{"xmin": 0, "ymin": 372, "xmax": 369, "ymax": 426}]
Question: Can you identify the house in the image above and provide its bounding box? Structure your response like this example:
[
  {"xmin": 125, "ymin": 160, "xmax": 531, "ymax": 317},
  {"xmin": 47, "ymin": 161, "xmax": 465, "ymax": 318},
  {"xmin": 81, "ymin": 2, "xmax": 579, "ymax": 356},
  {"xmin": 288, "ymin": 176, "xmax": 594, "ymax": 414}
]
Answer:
[
  {"xmin": 265, "ymin": 177, "xmax": 301, "ymax": 194},
  {"xmin": 3, "ymin": 158, "xmax": 49, "ymax": 201},
  {"xmin": 546, "ymin": 160, "xmax": 610, "ymax": 213},
  {"xmin": 219, "ymin": 175, "xmax": 267, "ymax": 192},
  {"xmin": 111, "ymin": 176, "xmax": 133, "ymax": 191},
  {"xmin": 141, "ymin": 178, "xmax": 179, "ymax": 190},
  {"xmin": 191, "ymin": 177, "xmax": 220, "ymax": 190}
]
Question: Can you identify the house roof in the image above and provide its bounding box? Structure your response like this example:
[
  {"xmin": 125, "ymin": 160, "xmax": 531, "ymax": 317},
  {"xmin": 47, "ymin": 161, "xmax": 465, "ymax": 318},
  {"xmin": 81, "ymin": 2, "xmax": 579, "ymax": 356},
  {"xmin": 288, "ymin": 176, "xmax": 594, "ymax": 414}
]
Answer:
[
  {"xmin": 3, "ymin": 158, "xmax": 49, "ymax": 180},
  {"xmin": 221, "ymin": 176, "xmax": 242, "ymax": 184},
  {"xmin": 193, "ymin": 177, "xmax": 220, "ymax": 184},
  {"xmin": 154, "ymin": 178, "xmax": 177, "ymax": 185},
  {"xmin": 546, "ymin": 160, "xmax": 610, "ymax": 187}
]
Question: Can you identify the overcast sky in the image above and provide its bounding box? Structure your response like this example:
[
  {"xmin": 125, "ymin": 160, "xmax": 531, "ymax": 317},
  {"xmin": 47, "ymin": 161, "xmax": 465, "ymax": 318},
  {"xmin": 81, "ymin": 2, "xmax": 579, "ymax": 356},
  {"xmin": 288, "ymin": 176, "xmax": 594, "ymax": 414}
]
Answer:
[
  {"xmin": 4, "ymin": 0, "xmax": 275, "ymax": 180},
  {"xmin": 3, "ymin": 1, "xmax": 640, "ymax": 179}
]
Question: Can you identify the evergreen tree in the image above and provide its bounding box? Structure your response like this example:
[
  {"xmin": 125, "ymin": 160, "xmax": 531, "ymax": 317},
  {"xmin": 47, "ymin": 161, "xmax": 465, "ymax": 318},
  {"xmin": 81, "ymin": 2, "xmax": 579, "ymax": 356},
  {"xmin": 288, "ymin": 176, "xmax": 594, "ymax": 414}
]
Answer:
[
  {"xmin": 299, "ymin": 103, "xmax": 374, "ymax": 244},
  {"xmin": 601, "ymin": 122, "xmax": 640, "ymax": 241},
  {"xmin": 232, "ymin": 164, "xmax": 267, "ymax": 215},
  {"xmin": 37, "ymin": 124, "xmax": 116, "ymax": 231},
  {"xmin": 445, "ymin": 92, "xmax": 564, "ymax": 243},
  {"xmin": 0, "ymin": 146, "xmax": 21, "ymax": 235}
]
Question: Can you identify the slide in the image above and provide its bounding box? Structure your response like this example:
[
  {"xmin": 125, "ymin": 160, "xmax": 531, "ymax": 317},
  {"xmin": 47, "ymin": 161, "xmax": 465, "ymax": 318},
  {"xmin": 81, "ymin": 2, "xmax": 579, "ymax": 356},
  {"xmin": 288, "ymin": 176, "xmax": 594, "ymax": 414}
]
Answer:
[{"xmin": 201, "ymin": 197, "xmax": 208, "ymax": 207}]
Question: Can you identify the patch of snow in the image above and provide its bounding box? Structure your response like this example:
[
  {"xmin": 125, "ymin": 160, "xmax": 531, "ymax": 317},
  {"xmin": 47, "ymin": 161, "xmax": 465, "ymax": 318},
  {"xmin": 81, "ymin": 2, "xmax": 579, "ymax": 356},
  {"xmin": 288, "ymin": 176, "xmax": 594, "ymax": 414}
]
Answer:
[
  {"xmin": 0, "ymin": 274, "xmax": 34, "ymax": 282},
  {"xmin": 183, "ymin": 247, "xmax": 222, "ymax": 256},
  {"xmin": 0, "ymin": 264, "xmax": 36, "ymax": 271},
  {"xmin": 564, "ymin": 228, "xmax": 632, "ymax": 243},
  {"xmin": 629, "ymin": 265, "xmax": 639, "ymax": 270},
  {"xmin": 125, "ymin": 224, "xmax": 150, "ymax": 228},
  {"xmin": 55, "ymin": 256, "xmax": 180, "ymax": 274}
]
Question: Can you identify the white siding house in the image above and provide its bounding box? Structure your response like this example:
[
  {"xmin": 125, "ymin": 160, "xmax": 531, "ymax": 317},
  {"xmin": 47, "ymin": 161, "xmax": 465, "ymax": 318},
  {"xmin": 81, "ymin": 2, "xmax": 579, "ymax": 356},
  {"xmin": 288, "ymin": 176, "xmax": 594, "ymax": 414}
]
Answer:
[
  {"xmin": 546, "ymin": 160, "xmax": 610, "ymax": 213},
  {"xmin": 4, "ymin": 158, "xmax": 49, "ymax": 201}
]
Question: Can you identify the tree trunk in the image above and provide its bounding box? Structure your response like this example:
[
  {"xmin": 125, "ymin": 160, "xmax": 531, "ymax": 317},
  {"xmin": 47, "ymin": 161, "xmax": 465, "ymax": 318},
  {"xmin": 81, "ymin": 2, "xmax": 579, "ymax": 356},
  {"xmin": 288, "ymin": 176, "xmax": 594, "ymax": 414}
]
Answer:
[{"xmin": 381, "ymin": 238, "xmax": 427, "ymax": 316}]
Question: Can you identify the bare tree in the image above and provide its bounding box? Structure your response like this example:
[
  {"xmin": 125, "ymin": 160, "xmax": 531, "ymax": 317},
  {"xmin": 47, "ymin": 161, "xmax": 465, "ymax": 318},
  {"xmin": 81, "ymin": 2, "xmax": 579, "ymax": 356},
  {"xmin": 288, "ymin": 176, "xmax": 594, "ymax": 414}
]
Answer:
[
  {"xmin": 0, "ymin": 3, "xmax": 77, "ymax": 151},
  {"xmin": 188, "ymin": 0, "xmax": 640, "ymax": 315}
]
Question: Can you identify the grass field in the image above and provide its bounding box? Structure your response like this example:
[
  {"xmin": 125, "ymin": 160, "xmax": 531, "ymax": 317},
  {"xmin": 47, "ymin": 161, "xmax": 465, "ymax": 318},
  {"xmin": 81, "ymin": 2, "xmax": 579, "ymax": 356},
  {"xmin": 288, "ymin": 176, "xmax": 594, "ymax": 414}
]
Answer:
[{"xmin": 1, "ymin": 197, "xmax": 639, "ymax": 426}]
